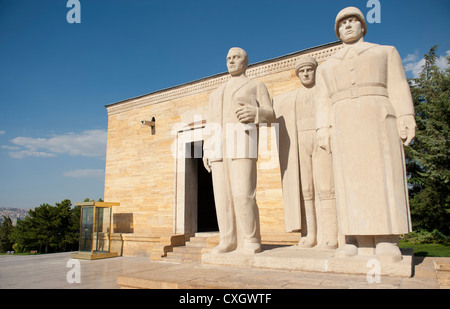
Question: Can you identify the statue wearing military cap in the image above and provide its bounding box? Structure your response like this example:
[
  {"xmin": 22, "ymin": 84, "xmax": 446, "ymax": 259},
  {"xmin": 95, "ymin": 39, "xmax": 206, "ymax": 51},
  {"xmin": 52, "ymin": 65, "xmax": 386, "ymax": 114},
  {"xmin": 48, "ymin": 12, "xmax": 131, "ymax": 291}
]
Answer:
[
  {"xmin": 315, "ymin": 7, "xmax": 416, "ymax": 263},
  {"xmin": 295, "ymin": 56, "xmax": 318, "ymax": 76},
  {"xmin": 273, "ymin": 54, "xmax": 338, "ymax": 249},
  {"xmin": 334, "ymin": 6, "xmax": 367, "ymax": 40}
]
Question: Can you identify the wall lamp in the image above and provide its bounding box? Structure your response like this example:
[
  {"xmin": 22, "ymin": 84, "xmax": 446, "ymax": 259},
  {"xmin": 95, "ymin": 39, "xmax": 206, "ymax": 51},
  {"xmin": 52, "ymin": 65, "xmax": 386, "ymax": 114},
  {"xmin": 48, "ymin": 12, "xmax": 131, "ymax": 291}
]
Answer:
[{"xmin": 141, "ymin": 116, "xmax": 156, "ymax": 135}]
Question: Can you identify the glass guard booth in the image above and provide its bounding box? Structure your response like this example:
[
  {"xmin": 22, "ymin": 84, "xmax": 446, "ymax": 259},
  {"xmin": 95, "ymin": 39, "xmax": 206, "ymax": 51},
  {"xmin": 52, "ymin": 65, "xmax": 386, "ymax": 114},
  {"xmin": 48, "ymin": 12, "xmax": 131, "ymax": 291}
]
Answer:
[{"xmin": 71, "ymin": 202, "xmax": 120, "ymax": 260}]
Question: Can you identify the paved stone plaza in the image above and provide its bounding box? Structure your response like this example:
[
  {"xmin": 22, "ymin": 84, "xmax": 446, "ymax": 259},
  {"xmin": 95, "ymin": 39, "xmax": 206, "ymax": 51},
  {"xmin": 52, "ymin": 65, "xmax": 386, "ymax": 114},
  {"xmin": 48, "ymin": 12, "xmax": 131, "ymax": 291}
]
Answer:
[
  {"xmin": 0, "ymin": 252, "xmax": 150, "ymax": 289},
  {"xmin": 0, "ymin": 252, "xmax": 448, "ymax": 289}
]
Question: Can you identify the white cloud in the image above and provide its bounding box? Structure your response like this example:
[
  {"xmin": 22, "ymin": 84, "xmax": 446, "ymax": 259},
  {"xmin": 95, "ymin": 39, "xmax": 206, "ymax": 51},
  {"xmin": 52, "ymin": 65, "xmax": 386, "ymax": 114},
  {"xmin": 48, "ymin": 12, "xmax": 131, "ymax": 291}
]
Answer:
[
  {"xmin": 436, "ymin": 53, "xmax": 450, "ymax": 72},
  {"xmin": 404, "ymin": 58, "xmax": 426, "ymax": 78},
  {"xmin": 6, "ymin": 129, "xmax": 107, "ymax": 159},
  {"xmin": 403, "ymin": 52, "xmax": 419, "ymax": 63},
  {"xmin": 63, "ymin": 169, "xmax": 105, "ymax": 178},
  {"xmin": 1, "ymin": 145, "xmax": 20, "ymax": 150},
  {"xmin": 9, "ymin": 150, "xmax": 57, "ymax": 159},
  {"xmin": 0, "ymin": 130, "xmax": 5, "ymax": 135},
  {"xmin": 404, "ymin": 49, "xmax": 450, "ymax": 78}
]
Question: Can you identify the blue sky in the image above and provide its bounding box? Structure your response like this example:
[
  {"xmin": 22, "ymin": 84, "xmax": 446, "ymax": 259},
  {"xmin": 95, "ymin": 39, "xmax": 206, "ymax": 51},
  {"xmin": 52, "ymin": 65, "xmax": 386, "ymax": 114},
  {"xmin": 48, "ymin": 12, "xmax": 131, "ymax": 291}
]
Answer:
[{"xmin": 0, "ymin": 0, "xmax": 449, "ymax": 209}]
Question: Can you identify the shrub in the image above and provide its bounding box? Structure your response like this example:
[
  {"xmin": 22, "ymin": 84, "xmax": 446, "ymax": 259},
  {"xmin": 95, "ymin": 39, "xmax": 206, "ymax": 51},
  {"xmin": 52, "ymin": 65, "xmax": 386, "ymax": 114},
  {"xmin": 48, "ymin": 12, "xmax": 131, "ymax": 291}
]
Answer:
[{"xmin": 403, "ymin": 229, "xmax": 449, "ymax": 245}]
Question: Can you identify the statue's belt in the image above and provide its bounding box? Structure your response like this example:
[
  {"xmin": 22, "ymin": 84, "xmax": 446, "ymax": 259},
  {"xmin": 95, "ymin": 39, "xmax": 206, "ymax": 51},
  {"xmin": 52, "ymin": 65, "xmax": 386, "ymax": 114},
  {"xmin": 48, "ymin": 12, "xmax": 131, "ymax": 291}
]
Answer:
[{"xmin": 331, "ymin": 85, "xmax": 388, "ymax": 104}]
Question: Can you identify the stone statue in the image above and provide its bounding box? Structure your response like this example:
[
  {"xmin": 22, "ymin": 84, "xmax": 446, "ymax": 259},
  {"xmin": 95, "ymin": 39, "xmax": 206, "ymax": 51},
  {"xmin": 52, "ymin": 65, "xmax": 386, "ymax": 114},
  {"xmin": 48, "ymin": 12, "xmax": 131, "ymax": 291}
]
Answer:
[
  {"xmin": 315, "ymin": 7, "xmax": 416, "ymax": 262},
  {"xmin": 203, "ymin": 47, "xmax": 276, "ymax": 255},
  {"xmin": 273, "ymin": 56, "xmax": 338, "ymax": 249}
]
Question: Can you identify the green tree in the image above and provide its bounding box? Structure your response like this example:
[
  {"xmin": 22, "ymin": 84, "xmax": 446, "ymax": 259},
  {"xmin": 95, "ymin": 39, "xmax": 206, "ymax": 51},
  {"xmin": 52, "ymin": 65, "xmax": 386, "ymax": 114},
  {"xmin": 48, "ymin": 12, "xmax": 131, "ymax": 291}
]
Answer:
[
  {"xmin": 13, "ymin": 203, "xmax": 56, "ymax": 253},
  {"xmin": 406, "ymin": 45, "xmax": 450, "ymax": 235},
  {"xmin": 65, "ymin": 202, "xmax": 80, "ymax": 251},
  {"xmin": 83, "ymin": 197, "xmax": 104, "ymax": 202},
  {"xmin": 11, "ymin": 200, "xmax": 80, "ymax": 253},
  {"xmin": 54, "ymin": 199, "xmax": 80, "ymax": 252},
  {"xmin": 0, "ymin": 216, "xmax": 14, "ymax": 253}
]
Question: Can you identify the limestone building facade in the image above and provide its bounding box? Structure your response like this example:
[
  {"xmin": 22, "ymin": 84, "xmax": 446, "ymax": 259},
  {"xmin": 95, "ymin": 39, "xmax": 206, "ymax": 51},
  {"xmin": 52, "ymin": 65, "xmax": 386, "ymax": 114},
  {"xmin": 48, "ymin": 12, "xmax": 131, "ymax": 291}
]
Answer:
[{"xmin": 104, "ymin": 41, "xmax": 343, "ymax": 257}]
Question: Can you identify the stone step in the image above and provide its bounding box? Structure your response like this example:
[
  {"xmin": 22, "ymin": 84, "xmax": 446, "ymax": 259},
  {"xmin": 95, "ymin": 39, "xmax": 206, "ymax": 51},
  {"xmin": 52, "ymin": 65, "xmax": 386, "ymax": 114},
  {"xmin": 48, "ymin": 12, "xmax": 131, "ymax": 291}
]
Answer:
[
  {"xmin": 194, "ymin": 232, "xmax": 220, "ymax": 237},
  {"xmin": 162, "ymin": 232, "xmax": 219, "ymax": 264},
  {"xmin": 172, "ymin": 245, "xmax": 203, "ymax": 253},
  {"xmin": 161, "ymin": 232, "xmax": 300, "ymax": 264},
  {"xmin": 185, "ymin": 238, "xmax": 208, "ymax": 247},
  {"xmin": 165, "ymin": 250, "xmax": 203, "ymax": 263}
]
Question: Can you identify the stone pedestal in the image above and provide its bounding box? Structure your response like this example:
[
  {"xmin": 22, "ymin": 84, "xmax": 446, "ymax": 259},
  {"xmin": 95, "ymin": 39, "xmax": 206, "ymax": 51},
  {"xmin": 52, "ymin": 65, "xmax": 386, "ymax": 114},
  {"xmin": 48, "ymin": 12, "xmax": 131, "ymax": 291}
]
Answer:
[{"xmin": 202, "ymin": 245, "xmax": 413, "ymax": 277}]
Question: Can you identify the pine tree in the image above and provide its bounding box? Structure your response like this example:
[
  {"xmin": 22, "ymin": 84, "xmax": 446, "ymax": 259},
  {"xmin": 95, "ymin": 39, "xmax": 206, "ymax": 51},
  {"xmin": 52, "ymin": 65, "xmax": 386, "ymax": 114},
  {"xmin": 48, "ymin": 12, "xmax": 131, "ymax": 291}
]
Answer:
[
  {"xmin": 406, "ymin": 45, "xmax": 450, "ymax": 235},
  {"xmin": 11, "ymin": 200, "xmax": 80, "ymax": 253},
  {"xmin": 0, "ymin": 216, "xmax": 14, "ymax": 253}
]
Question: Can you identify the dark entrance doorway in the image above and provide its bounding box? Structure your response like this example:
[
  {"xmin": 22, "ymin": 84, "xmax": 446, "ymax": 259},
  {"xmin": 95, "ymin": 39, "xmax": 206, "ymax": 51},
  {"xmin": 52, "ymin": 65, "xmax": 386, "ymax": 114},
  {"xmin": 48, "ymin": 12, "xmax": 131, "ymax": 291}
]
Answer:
[
  {"xmin": 183, "ymin": 140, "xmax": 218, "ymax": 234},
  {"xmin": 196, "ymin": 153, "xmax": 218, "ymax": 232}
]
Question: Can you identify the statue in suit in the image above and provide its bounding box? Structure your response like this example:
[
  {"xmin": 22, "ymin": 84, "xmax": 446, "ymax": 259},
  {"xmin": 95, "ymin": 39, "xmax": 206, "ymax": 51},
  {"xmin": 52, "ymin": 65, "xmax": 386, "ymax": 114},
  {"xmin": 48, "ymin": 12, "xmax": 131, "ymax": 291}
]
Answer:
[{"xmin": 203, "ymin": 47, "xmax": 275, "ymax": 254}]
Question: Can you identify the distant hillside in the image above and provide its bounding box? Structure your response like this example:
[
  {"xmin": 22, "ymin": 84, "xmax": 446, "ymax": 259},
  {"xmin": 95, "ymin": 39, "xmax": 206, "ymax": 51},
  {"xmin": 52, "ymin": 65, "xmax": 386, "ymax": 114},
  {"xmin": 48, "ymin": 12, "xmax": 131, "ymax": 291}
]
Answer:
[{"xmin": 0, "ymin": 207, "xmax": 31, "ymax": 225}]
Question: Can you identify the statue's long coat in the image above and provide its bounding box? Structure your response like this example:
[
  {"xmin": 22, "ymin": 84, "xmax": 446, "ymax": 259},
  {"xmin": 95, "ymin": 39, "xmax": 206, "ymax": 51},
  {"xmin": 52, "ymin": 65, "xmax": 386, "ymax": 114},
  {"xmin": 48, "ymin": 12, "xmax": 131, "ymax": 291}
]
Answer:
[
  {"xmin": 315, "ymin": 42, "xmax": 414, "ymax": 235},
  {"xmin": 273, "ymin": 89, "xmax": 304, "ymax": 233}
]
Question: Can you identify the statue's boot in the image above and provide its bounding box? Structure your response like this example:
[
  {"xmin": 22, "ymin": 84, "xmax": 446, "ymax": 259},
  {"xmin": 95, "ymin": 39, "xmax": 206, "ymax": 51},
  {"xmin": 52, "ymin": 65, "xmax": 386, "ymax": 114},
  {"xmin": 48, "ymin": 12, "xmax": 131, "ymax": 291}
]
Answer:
[
  {"xmin": 375, "ymin": 235, "xmax": 402, "ymax": 263},
  {"xmin": 298, "ymin": 200, "xmax": 317, "ymax": 248},
  {"xmin": 335, "ymin": 236, "xmax": 358, "ymax": 257},
  {"xmin": 317, "ymin": 199, "xmax": 338, "ymax": 249}
]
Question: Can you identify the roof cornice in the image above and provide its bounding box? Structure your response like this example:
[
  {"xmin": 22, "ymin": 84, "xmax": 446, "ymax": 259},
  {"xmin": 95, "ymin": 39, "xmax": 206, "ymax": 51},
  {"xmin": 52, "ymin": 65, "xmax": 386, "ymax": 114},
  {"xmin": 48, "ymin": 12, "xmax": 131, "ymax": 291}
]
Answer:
[{"xmin": 106, "ymin": 41, "xmax": 343, "ymax": 116}]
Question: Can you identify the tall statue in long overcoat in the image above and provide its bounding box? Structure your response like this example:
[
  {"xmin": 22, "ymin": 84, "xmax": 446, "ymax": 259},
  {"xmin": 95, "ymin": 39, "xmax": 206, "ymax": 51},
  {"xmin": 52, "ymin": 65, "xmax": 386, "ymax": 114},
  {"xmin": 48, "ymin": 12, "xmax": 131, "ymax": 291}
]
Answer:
[{"xmin": 315, "ymin": 7, "xmax": 416, "ymax": 262}]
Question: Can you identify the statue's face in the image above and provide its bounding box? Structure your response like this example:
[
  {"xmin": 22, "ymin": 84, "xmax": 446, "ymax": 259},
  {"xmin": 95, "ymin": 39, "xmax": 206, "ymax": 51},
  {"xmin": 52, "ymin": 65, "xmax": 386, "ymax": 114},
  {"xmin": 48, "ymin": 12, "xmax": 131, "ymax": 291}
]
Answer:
[
  {"xmin": 338, "ymin": 16, "xmax": 364, "ymax": 43},
  {"xmin": 227, "ymin": 49, "xmax": 247, "ymax": 76},
  {"xmin": 297, "ymin": 65, "xmax": 316, "ymax": 87}
]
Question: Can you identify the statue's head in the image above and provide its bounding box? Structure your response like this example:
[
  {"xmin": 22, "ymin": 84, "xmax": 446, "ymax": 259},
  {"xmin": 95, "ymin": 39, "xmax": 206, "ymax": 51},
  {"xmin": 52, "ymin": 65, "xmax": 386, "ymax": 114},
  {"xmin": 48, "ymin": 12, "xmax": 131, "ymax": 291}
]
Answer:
[
  {"xmin": 335, "ymin": 7, "xmax": 367, "ymax": 43},
  {"xmin": 227, "ymin": 47, "xmax": 248, "ymax": 76},
  {"xmin": 295, "ymin": 56, "xmax": 318, "ymax": 88}
]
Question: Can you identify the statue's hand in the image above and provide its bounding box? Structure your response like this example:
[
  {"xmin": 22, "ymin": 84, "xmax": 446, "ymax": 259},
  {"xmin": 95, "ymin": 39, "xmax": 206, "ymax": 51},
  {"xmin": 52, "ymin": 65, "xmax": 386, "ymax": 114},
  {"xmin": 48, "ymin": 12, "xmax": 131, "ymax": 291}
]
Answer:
[
  {"xmin": 317, "ymin": 127, "xmax": 331, "ymax": 153},
  {"xmin": 202, "ymin": 156, "xmax": 211, "ymax": 173},
  {"xmin": 235, "ymin": 102, "xmax": 257, "ymax": 123},
  {"xmin": 397, "ymin": 115, "xmax": 416, "ymax": 146}
]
